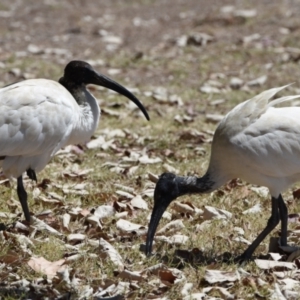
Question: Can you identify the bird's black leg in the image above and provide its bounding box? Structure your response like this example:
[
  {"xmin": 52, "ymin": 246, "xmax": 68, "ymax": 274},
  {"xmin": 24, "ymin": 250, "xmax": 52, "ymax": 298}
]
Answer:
[
  {"xmin": 26, "ymin": 168, "xmax": 37, "ymax": 182},
  {"xmin": 278, "ymin": 194, "xmax": 288, "ymax": 246},
  {"xmin": 237, "ymin": 196, "xmax": 280, "ymax": 262},
  {"xmin": 17, "ymin": 175, "xmax": 31, "ymax": 222}
]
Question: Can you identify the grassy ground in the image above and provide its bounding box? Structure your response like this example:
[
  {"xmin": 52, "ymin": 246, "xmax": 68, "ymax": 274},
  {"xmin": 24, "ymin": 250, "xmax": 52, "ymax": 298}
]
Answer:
[{"xmin": 1, "ymin": 0, "xmax": 300, "ymax": 299}]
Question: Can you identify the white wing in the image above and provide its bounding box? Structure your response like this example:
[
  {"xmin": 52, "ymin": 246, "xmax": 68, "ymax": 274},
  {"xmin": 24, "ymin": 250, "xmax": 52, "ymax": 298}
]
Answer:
[
  {"xmin": 210, "ymin": 85, "xmax": 300, "ymax": 195},
  {"xmin": 0, "ymin": 79, "xmax": 79, "ymax": 176},
  {"xmin": 232, "ymin": 106, "xmax": 300, "ymax": 178}
]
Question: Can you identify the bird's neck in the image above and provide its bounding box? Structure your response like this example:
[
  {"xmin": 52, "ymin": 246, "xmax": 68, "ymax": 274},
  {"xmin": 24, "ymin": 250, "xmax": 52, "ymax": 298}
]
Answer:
[
  {"xmin": 59, "ymin": 77, "xmax": 100, "ymax": 145},
  {"xmin": 59, "ymin": 77, "xmax": 86, "ymax": 106},
  {"xmin": 176, "ymin": 173, "xmax": 218, "ymax": 196}
]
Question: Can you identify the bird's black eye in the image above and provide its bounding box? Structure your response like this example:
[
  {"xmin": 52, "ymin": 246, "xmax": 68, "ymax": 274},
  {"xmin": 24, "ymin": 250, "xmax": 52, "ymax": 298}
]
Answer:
[{"xmin": 154, "ymin": 174, "xmax": 179, "ymax": 205}]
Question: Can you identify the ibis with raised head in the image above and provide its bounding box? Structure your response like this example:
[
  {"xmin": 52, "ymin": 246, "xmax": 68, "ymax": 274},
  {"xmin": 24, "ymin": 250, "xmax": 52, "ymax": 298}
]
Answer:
[
  {"xmin": 0, "ymin": 60, "xmax": 149, "ymax": 222},
  {"xmin": 146, "ymin": 85, "xmax": 300, "ymax": 262}
]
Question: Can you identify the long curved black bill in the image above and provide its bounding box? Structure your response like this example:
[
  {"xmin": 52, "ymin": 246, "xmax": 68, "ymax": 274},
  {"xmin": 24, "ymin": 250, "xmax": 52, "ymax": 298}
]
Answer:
[
  {"xmin": 94, "ymin": 72, "xmax": 149, "ymax": 121},
  {"xmin": 145, "ymin": 204, "xmax": 167, "ymax": 256}
]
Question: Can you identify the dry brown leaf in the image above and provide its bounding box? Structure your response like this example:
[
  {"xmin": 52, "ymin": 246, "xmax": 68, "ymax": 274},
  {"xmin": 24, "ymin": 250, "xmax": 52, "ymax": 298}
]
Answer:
[
  {"xmin": 230, "ymin": 77, "xmax": 244, "ymax": 89},
  {"xmin": 105, "ymin": 128, "xmax": 126, "ymax": 139},
  {"xmin": 200, "ymin": 85, "xmax": 221, "ymax": 94},
  {"xmin": 116, "ymin": 219, "xmax": 147, "ymax": 236},
  {"xmin": 65, "ymin": 253, "xmax": 97, "ymax": 263},
  {"xmin": 63, "ymin": 167, "xmax": 93, "ymax": 179},
  {"xmin": 250, "ymin": 186, "xmax": 269, "ymax": 198},
  {"xmin": 195, "ymin": 220, "xmax": 212, "ymax": 232},
  {"xmin": 162, "ymin": 163, "xmax": 179, "ymax": 173},
  {"xmin": 181, "ymin": 282, "xmax": 193, "ymax": 297},
  {"xmin": 269, "ymin": 253, "xmax": 283, "ymax": 261},
  {"xmin": 99, "ymin": 281, "xmax": 129, "ymax": 298},
  {"xmin": 0, "ymin": 178, "xmax": 10, "ymax": 186},
  {"xmin": 139, "ymin": 155, "xmax": 162, "ymax": 164},
  {"xmin": 172, "ymin": 201, "xmax": 195, "ymax": 214},
  {"xmin": 205, "ymin": 113, "xmax": 224, "ymax": 123},
  {"xmin": 63, "ymin": 188, "xmax": 89, "ymax": 195},
  {"xmin": 37, "ymin": 196, "xmax": 63, "ymax": 205},
  {"xmin": 204, "ymin": 269, "xmax": 240, "ymax": 284},
  {"xmin": 86, "ymin": 215, "xmax": 102, "ymax": 228},
  {"xmin": 247, "ymin": 75, "xmax": 267, "ymax": 87},
  {"xmin": 130, "ymin": 195, "xmax": 148, "ymax": 210},
  {"xmin": 142, "ymin": 188, "xmax": 155, "ymax": 198},
  {"xmin": 99, "ymin": 238, "xmax": 124, "ymax": 271},
  {"xmin": 159, "ymin": 269, "xmax": 178, "ymax": 285},
  {"xmin": 157, "ymin": 219, "xmax": 185, "ymax": 235},
  {"xmin": 127, "ymin": 165, "xmax": 139, "ymax": 176},
  {"xmin": 179, "ymin": 129, "xmax": 206, "ymax": 142},
  {"xmin": 115, "ymin": 211, "xmax": 128, "ymax": 219},
  {"xmin": 30, "ymin": 216, "xmax": 62, "ymax": 236},
  {"xmin": 116, "ymin": 190, "xmax": 135, "ymax": 199},
  {"xmin": 69, "ymin": 207, "xmax": 84, "ymax": 217},
  {"xmin": 142, "ymin": 263, "xmax": 168, "ymax": 275},
  {"xmin": 27, "ymin": 256, "xmax": 66, "ymax": 279},
  {"xmin": 113, "ymin": 200, "xmax": 130, "ymax": 212},
  {"xmin": 232, "ymin": 236, "xmax": 251, "ymax": 245},
  {"xmin": 233, "ymin": 226, "xmax": 245, "ymax": 235},
  {"xmin": 116, "ymin": 269, "xmax": 145, "ymax": 282},
  {"xmin": 172, "ymin": 201, "xmax": 202, "ymax": 215},
  {"xmin": 148, "ymin": 172, "xmax": 159, "ymax": 183},
  {"xmin": 203, "ymin": 206, "xmax": 232, "ymax": 220},
  {"xmin": 255, "ymin": 259, "xmax": 296, "ymax": 270},
  {"xmin": 242, "ymin": 203, "xmax": 261, "ymax": 214},
  {"xmin": 114, "ymin": 184, "xmax": 135, "ymax": 193},
  {"xmin": 269, "ymin": 283, "xmax": 286, "ymax": 300},
  {"xmin": 283, "ymin": 290, "xmax": 299, "ymax": 299},
  {"xmin": 0, "ymin": 212, "xmax": 17, "ymax": 219},
  {"xmin": 278, "ymin": 278, "xmax": 299, "ymax": 290},
  {"xmin": 183, "ymin": 293, "xmax": 205, "ymax": 300},
  {"xmin": 62, "ymin": 213, "xmax": 71, "ymax": 230},
  {"xmin": 94, "ymin": 205, "xmax": 116, "ymax": 219},
  {"xmin": 242, "ymin": 276, "xmax": 259, "ymax": 291},
  {"xmin": 288, "ymin": 213, "xmax": 300, "ymax": 223},
  {"xmin": 67, "ymin": 233, "xmax": 86, "ymax": 243},
  {"xmin": 169, "ymin": 235, "xmax": 189, "ymax": 245},
  {"xmin": 79, "ymin": 208, "xmax": 91, "ymax": 217},
  {"xmin": 101, "ymin": 107, "xmax": 122, "ymax": 118},
  {"xmin": 0, "ymin": 250, "xmax": 22, "ymax": 264},
  {"xmin": 203, "ymin": 287, "xmax": 235, "ymax": 300},
  {"xmin": 155, "ymin": 234, "xmax": 189, "ymax": 246},
  {"xmin": 159, "ymin": 268, "xmax": 185, "ymax": 286}
]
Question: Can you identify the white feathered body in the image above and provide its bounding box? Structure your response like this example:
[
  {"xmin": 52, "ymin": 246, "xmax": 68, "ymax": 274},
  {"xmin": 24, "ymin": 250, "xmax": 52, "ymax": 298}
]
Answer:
[
  {"xmin": 0, "ymin": 79, "xmax": 100, "ymax": 177},
  {"xmin": 208, "ymin": 85, "xmax": 300, "ymax": 197}
]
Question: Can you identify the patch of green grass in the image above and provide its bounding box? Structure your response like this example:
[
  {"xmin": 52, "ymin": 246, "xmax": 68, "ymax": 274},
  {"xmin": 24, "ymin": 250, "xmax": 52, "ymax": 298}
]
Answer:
[{"xmin": 34, "ymin": 235, "xmax": 65, "ymax": 261}]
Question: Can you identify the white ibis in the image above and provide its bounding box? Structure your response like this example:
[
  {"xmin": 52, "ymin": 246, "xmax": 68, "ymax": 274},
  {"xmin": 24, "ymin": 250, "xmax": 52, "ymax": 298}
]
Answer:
[
  {"xmin": 146, "ymin": 84, "xmax": 300, "ymax": 262},
  {"xmin": 0, "ymin": 60, "xmax": 149, "ymax": 222}
]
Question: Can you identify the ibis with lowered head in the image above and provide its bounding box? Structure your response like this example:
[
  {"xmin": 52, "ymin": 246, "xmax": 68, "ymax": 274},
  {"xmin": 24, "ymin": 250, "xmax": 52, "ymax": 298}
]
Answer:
[
  {"xmin": 0, "ymin": 60, "xmax": 149, "ymax": 222},
  {"xmin": 146, "ymin": 85, "xmax": 300, "ymax": 262}
]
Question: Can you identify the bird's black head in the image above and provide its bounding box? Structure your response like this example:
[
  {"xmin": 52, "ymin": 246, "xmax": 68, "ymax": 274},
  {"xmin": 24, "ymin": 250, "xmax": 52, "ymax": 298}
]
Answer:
[
  {"xmin": 63, "ymin": 60, "xmax": 96, "ymax": 85},
  {"xmin": 145, "ymin": 172, "xmax": 180, "ymax": 256},
  {"xmin": 60, "ymin": 60, "xmax": 150, "ymax": 121}
]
